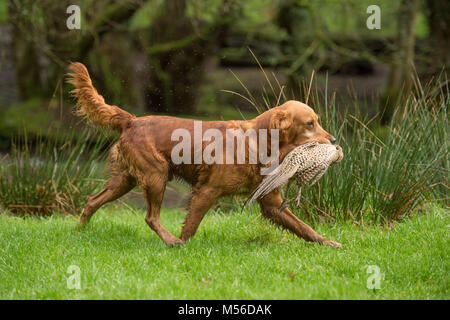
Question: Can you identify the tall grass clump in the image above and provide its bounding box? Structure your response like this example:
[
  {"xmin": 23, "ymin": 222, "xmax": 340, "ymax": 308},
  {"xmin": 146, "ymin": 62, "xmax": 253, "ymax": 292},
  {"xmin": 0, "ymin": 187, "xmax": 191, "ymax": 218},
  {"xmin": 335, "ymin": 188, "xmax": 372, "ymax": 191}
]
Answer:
[
  {"xmin": 295, "ymin": 77, "xmax": 449, "ymax": 224},
  {"xmin": 231, "ymin": 54, "xmax": 448, "ymax": 224},
  {"xmin": 0, "ymin": 128, "xmax": 109, "ymax": 216}
]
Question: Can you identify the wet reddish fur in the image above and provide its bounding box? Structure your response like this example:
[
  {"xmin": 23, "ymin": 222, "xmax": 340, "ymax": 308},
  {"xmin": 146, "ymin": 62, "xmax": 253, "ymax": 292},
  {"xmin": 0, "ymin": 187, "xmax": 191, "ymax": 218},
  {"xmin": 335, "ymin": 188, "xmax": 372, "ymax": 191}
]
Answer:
[{"xmin": 67, "ymin": 62, "xmax": 341, "ymax": 247}]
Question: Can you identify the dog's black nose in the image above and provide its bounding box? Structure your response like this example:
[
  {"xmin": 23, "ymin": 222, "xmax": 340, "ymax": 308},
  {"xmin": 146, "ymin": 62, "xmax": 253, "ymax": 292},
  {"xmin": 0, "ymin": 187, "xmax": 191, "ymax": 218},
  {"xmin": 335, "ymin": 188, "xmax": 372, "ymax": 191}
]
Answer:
[{"xmin": 329, "ymin": 136, "xmax": 336, "ymax": 144}]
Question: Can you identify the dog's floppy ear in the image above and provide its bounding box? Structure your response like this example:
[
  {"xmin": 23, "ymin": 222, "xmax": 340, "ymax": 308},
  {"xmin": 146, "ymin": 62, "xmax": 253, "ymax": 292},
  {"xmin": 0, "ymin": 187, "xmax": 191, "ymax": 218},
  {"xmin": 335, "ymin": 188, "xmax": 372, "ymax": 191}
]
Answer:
[{"xmin": 270, "ymin": 109, "xmax": 292, "ymax": 131}]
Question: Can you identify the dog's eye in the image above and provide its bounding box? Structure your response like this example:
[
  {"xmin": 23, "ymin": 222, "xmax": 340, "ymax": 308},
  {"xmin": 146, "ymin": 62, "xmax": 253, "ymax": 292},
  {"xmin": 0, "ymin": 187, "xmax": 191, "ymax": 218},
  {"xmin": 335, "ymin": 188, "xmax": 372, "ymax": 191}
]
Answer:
[{"xmin": 307, "ymin": 121, "xmax": 314, "ymax": 127}]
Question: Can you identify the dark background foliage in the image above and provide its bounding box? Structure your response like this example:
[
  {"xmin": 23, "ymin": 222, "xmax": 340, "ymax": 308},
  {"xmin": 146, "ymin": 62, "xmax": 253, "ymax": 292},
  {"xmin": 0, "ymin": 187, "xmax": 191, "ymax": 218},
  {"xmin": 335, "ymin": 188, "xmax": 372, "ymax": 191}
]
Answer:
[{"xmin": 0, "ymin": 0, "xmax": 448, "ymax": 220}]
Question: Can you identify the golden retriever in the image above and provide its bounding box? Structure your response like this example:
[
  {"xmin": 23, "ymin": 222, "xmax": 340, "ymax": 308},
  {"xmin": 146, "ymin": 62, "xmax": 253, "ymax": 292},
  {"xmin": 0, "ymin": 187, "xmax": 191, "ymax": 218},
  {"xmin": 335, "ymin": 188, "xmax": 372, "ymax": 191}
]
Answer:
[{"xmin": 67, "ymin": 62, "xmax": 342, "ymax": 247}]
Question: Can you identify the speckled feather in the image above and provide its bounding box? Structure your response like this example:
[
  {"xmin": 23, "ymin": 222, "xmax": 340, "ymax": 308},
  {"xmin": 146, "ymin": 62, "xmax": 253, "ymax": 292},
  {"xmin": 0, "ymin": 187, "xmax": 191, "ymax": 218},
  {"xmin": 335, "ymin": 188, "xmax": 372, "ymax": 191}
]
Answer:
[{"xmin": 247, "ymin": 142, "xmax": 339, "ymax": 211}]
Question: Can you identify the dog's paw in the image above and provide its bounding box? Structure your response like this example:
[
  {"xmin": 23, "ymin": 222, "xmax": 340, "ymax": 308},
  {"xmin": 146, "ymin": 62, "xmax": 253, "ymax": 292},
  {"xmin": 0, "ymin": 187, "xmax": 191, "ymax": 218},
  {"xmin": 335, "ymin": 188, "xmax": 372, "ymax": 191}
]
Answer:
[
  {"xmin": 165, "ymin": 237, "xmax": 184, "ymax": 247},
  {"xmin": 323, "ymin": 239, "xmax": 342, "ymax": 248}
]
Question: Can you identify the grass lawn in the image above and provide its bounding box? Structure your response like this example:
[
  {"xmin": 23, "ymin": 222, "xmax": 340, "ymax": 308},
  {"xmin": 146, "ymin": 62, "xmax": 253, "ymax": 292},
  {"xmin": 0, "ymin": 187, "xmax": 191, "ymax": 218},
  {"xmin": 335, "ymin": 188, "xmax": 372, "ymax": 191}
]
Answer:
[{"xmin": 0, "ymin": 205, "xmax": 448, "ymax": 299}]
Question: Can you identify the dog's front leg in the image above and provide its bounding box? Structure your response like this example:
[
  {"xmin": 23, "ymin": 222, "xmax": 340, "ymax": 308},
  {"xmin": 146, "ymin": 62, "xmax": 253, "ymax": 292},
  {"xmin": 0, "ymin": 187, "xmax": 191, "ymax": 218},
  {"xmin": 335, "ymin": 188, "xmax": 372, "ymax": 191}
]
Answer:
[
  {"xmin": 258, "ymin": 189, "xmax": 342, "ymax": 248},
  {"xmin": 180, "ymin": 186, "xmax": 221, "ymax": 242},
  {"xmin": 142, "ymin": 166, "xmax": 183, "ymax": 247}
]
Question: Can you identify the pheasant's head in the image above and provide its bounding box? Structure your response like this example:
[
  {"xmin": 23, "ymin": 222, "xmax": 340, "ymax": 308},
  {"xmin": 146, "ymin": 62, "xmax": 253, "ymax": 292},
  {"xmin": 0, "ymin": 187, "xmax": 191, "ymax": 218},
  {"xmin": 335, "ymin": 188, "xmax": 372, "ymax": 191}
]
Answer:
[{"xmin": 332, "ymin": 145, "xmax": 344, "ymax": 164}]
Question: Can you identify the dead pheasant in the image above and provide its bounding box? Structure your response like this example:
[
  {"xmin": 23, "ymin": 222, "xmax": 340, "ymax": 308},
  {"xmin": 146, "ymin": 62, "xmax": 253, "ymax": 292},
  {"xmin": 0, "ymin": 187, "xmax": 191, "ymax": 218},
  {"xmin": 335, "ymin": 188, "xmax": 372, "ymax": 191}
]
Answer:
[{"xmin": 247, "ymin": 142, "xmax": 343, "ymax": 213}]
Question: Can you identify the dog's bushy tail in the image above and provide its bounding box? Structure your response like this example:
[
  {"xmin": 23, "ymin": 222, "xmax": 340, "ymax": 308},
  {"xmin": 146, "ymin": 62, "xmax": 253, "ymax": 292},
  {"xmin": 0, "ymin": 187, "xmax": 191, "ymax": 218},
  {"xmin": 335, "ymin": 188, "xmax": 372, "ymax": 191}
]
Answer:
[{"xmin": 67, "ymin": 62, "xmax": 135, "ymax": 132}]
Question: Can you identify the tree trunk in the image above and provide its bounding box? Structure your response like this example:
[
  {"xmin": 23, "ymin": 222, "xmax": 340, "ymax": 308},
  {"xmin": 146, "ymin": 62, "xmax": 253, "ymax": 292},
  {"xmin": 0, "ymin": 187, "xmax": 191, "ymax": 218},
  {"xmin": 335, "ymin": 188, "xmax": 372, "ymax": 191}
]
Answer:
[
  {"xmin": 42, "ymin": 1, "xmax": 140, "ymax": 96},
  {"xmin": 143, "ymin": 0, "xmax": 236, "ymax": 115},
  {"xmin": 8, "ymin": 0, "xmax": 42, "ymax": 100},
  {"xmin": 42, "ymin": 0, "xmax": 76, "ymax": 95},
  {"xmin": 276, "ymin": 0, "xmax": 314, "ymax": 91},
  {"xmin": 425, "ymin": 0, "xmax": 450, "ymax": 76},
  {"xmin": 382, "ymin": 0, "xmax": 419, "ymax": 124},
  {"xmin": 143, "ymin": 0, "xmax": 202, "ymax": 114}
]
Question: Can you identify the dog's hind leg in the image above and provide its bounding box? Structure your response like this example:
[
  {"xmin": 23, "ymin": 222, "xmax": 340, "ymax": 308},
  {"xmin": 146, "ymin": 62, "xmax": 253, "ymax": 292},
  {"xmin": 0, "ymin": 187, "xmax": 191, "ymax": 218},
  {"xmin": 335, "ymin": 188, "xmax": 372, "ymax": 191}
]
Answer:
[{"xmin": 78, "ymin": 174, "xmax": 136, "ymax": 228}]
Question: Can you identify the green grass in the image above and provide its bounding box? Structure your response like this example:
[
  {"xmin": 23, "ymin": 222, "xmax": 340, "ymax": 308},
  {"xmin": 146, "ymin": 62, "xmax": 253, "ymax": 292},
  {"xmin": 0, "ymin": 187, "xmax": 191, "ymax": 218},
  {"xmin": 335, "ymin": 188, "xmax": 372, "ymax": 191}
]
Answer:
[{"xmin": 0, "ymin": 205, "xmax": 448, "ymax": 299}]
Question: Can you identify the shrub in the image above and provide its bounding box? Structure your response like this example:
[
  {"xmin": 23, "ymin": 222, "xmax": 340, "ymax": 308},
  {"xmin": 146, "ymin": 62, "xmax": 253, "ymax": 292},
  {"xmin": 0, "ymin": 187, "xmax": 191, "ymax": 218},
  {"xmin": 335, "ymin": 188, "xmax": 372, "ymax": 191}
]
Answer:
[
  {"xmin": 296, "ymin": 77, "xmax": 449, "ymax": 224},
  {"xmin": 0, "ymin": 128, "xmax": 109, "ymax": 216},
  {"xmin": 237, "ymin": 62, "xmax": 448, "ymax": 224}
]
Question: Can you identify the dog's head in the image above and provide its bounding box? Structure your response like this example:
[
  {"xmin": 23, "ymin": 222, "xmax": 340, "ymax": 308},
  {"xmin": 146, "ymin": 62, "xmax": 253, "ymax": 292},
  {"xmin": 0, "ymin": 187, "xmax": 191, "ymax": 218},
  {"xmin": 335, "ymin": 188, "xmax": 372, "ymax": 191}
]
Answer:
[{"xmin": 269, "ymin": 100, "xmax": 336, "ymax": 146}]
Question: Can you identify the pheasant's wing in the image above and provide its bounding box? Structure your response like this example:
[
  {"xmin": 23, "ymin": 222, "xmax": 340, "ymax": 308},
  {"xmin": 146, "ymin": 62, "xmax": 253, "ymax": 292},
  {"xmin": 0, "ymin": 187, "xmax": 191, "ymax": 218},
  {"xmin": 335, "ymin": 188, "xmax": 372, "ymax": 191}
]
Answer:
[
  {"xmin": 250, "ymin": 165, "xmax": 299, "ymax": 199},
  {"xmin": 253, "ymin": 143, "xmax": 316, "ymax": 199},
  {"xmin": 247, "ymin": 162, "xmax": 300, "ymax": 210},
  {"xmin": 309, "ymin": 166, "xmax": 329, "ymax": 186},
  {"xmin": 246, "ymin": 142, "xmax": 320, "ymax": 213},
  {"xmin": 301, "ymin": 145, "xmax": 338, "ymax": 186}
]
